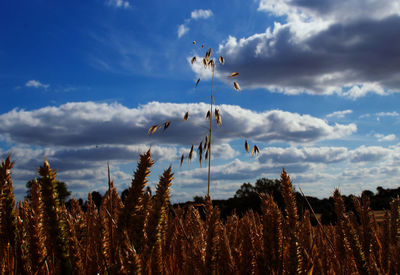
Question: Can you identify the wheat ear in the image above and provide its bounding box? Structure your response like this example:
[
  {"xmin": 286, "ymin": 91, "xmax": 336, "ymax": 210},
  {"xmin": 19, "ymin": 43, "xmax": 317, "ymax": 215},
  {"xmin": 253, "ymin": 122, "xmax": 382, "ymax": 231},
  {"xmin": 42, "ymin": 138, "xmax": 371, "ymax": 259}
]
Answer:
[
  {"xmin": 0, "ymin": 155, "xmax": 17, "ymax": 273},
  {"xmin": 280, "ymin": 168, "xmax": 302, "ymax": 274},
  {"xmin": 118, "ymin": 149, "xmax": 154, "ymax": 253},
  {"xmin": 38, "ymin": 160, "xmax": 72, "ymax": 274}
]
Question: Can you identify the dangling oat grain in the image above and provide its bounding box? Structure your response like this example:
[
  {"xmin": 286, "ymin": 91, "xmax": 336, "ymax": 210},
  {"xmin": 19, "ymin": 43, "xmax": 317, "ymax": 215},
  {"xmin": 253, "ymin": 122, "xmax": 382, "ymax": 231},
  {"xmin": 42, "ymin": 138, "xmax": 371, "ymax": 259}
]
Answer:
[
  {"xmin": 148, "ymin": 125, "xmax": 158, "ymax": 135},
  {"xmin": 234, "ymin": 82, "xmax": 240, "ymax": 91},
  {"xmin": 163, "ymin": 121, "xmax": 171, "ymax": 131},
  {"xmin": 244, "ymin": 140, "xmax": 249, "ymax": 153}
]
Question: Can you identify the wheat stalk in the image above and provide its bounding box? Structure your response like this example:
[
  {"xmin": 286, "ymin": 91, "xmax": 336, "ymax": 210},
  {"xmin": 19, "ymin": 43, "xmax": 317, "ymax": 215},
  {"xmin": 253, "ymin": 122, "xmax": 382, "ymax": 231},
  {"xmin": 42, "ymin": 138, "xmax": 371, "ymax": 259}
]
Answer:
[
  {"xmin": 0, "ymin": 155, "xmax": 17, "ymax": 274},
  {"xmin": 3, "ymin": 154, "xmax": 400, "ymax": 274},
  {"xmin": 38, "ymin": 160, "xmax": 72, "ymax": 274}
]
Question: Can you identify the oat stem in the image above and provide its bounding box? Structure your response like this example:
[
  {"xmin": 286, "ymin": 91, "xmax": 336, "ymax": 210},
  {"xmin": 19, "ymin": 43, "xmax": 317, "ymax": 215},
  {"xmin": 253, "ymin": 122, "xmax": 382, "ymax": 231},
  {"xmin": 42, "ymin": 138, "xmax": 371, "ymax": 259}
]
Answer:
[{"xmin": 207, "ymin": 59, "xmax": 215, "ymax": 196}]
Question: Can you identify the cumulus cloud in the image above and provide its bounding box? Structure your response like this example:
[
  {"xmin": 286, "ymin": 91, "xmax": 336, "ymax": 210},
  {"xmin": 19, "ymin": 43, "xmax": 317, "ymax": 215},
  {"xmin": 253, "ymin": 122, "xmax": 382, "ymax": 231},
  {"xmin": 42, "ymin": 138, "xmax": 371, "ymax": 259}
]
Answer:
[
  {"xmin": 0, "ymin": 101, "xmax": 359, "ymax": 201},
  {"xmin": 258, "ymin": 0, "xmax": 400, "ymax": 25},
  {"xmin": 326, "ymin": 110, "xmax": 352, "ymax": 119},
  {"xmin": 177, "ymin": 143, "xmax": 400, "ymax": 199},
  {"xmin": 177, "ymin": 9, "xmax": 213, "ymax": 37},
  {"xmin": 257, "ymin": 145, "xmax": 400, "ymax": 167},
  {"xmin": 179, "ymin": 158, "xmax": 311, "ymax": 182},
  {"xmin": 51, "ymin": 145, "xmax": 177, "ymax": 164},
  {"xmin": 177, "ymin": 24, "xmax": 189, "ymax": 38},
  {"xmin": 376, "ymin": 112, "xmax": 399, "ymax": 117},
  {"xmin": 25, "ymin": 80, "xmax": 49, "ymax": 89},
  {"xmin": 1, "ymin": 144, "xmax": 170, "ymax": 172},
  {"xmin": 212, "ymin": 143, "xmax": 239, "ymax": 159},
  {"xmin": 214, "ymin": 0, "xmax": 400, "ymax": 98},
  {"xmin": 0, "ymin": 143, "xmax": 175, "ymax": 202},
  {"xmin": 106, "ymin": 0, "xmax": 130, "ymax": 9},
  {"xmin": 360, "ymin": 111, "xmax": 399, "ymax": 120},
  {"xmin": 375, "ymin": 134, "xmax": 396, "ymax": 142},
  {"xmin": 191, "ymin": 9, "xmax": 213, "ymax": 20},
  {"xmin": 11, "ymin": 101, "xmax": 400, "ymax": 201},
  {"xmin": 258, "ymin": 146, "xmax": 348, "ymax": 164},
  {"xmin": 350, "ymin": 146, "xmax": 391, "ymax": 163},
  {"xmin": 0, "ymin": 101, "xmax": 356, "ymax": 147},
  {"xmin": 341, "ymin": 166, "xmax": 400, "ymax": 181},
  {"xmin": 178, "ymin": 143, "xmax": 237, "ymax": 160}
]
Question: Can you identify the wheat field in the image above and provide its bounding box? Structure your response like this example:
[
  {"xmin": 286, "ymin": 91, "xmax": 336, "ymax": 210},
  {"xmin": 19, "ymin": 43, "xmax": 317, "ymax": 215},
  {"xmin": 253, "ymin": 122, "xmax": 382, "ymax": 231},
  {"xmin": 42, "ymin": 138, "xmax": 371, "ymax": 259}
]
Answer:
[{"xmin": 1, "ymin": 151, "xmax": 400, "ymax": 274}]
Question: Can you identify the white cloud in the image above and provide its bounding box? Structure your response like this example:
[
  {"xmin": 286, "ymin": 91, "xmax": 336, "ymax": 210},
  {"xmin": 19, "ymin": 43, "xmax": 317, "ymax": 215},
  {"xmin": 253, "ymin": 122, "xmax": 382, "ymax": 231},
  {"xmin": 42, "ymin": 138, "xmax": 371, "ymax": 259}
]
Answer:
[
  {"xmin": 6, "ymin": 101, "xmax": 392, "ymax": 202},
  {"xmin": 175, "ymin": 144, "xmax": 400, "ymax": 199},
  {"xmin": 106, "ymin": 0, "xmax": 130, "ymax": 9},
  {"xmin": 188, "ymin": 56, "xmax": 214, "ymax": 80},
  {"xmin": 0, "ymin": 101, "xmax": 356, "ymax": 147},
  {"xmin": 258, "ymin": 145, "xmax": 400, "ymax": 166},
  {"xmin": 376, "ymin": 112, "xmax": 399, "ymax": 117},
  {"xmin": 191, "ymin": 9, "xmax": 213, "ymax": 20},
  {"xmin": 177, "ymin": 24, "xmax": 189, "ymax": 38},
  {"xmin": 178, "ymin": 142, "xmax": 400, "ymax": 200},
  {"xmin": 258, "ymin": 146, "xmax": 348, "ymax": 164},
  {"xmin": 360, "ymin": 112, "xmax": 399, "ymax": 120},
  {"xmin": 359, "ymin": 114, "xmax": 371, "ymax": 119},
  {"xmin": 177, "ymin": 9, "xmax": 213, "ymax": 38},
  {"xmin": 258, "ymin": 0, "xmax": 400, "ymax": 31},
  {"xmin": 212, "ymin": 143, "xmax": 239, "ymax": 159},
  {"xmin": 326, "ymin": 110, "xmax": 352, "ymax": 119},
  {"xmin": 375, "ymin": 133, "xmax": 396, "ymax": 142},
  {"xmin": 4, "ymin": 140, "xmax": 400, "ymax": 202},
  {"xmin": 340, "ymin": 166, "xmax": 400, "ymax": 182},
  {"xmin": 25, "ymin": 80, "xmax": 49, "ymax": 89},
  {"xmin": 340, "ymin": 83, "xmax": 388, "ymax": 99},
  {"xmin": 179, "ymin": 158, "xmax": 311, "ymax": 182},
  {"xmin": 214, "ymin": 0, "xmax": 400, "ymax": 98},
  {"xmin": 350, "ymin": 146, "xmax": 391, "ymax": 163}
]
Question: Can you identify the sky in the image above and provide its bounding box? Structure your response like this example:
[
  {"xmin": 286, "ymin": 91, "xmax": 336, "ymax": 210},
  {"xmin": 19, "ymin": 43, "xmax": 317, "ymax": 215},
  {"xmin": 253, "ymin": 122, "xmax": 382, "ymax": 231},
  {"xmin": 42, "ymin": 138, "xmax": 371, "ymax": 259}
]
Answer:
[{"xmin": 1, "ymin": 0, "xmax": 400, "ymax": 202}]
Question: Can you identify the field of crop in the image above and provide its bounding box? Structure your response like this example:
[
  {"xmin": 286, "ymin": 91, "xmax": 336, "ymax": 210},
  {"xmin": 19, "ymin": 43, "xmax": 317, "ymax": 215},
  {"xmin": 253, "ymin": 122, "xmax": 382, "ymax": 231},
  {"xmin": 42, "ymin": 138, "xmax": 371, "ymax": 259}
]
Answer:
[{"xmin": 1, "ymin": 151, "xmax": 400, "ymax": 274}]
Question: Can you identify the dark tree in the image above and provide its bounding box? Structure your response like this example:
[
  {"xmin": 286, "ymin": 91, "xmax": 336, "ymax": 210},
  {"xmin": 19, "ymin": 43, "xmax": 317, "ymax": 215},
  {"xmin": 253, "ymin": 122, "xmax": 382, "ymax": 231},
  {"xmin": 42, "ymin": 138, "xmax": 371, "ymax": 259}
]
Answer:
[
  {"xmin": 121, "ymin": 188, "xmax": 129, "ymax": 204},
  {"xmin": 193, "ymin": 195, "xmax": 205, "ymax": 203},
  {"xmin": 121, "ymin": 186, "xmax": 151, "ymax": 204},
  {"xmin": 255, "ymin": 178, "xmax": 284, "ymax": 207},
  {"xmin": 26, "ymin": 179, "xmax": 71, "ymax": 203},
  {"xmin": 254, "ymin": 178, "xmax": 282, "ymax": 194},
  {"xmin": 361, "ymin": 190, "xmax": 374, "ymax": 198},
  {"xmin": 234, "ymin": 183, "xmax": 256, "ymax": 198},
  {"xmin": 56, "ymin": 181, "xmax": 72, "ymax": 203},
  {"xmin": 91, "ymin": 191, "xmax": 103, "ymax": 208}
]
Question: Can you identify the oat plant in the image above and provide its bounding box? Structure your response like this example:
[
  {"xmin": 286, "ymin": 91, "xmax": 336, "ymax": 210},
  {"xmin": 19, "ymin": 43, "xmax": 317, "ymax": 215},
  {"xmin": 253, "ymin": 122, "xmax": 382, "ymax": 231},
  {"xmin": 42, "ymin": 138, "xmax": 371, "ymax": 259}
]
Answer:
[{"xmin": 148, "ymin": 42, "xmax": 260, "ymax": 196}]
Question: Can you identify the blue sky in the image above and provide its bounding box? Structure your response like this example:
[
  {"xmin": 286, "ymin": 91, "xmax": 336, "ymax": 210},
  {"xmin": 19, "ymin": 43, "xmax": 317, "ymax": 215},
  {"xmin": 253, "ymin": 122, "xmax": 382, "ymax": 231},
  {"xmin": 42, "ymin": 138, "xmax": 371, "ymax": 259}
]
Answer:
[{"xmin": 1, "ymin": 0, "xmax": 400, "ymax": 202}]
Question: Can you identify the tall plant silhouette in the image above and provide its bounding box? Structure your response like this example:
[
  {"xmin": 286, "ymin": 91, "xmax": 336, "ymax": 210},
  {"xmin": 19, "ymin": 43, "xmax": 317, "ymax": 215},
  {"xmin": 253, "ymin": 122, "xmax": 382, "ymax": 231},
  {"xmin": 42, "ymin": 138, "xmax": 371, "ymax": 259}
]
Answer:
[{"xmin": 148, "ymin": 42, "xmax": 260, "ymax": 196}]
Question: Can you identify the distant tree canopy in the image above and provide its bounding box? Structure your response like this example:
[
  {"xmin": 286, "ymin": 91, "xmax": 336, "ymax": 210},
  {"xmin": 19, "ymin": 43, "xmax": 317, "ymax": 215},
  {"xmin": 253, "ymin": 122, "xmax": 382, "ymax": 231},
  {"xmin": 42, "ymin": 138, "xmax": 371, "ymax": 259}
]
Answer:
[
  {"xmin": 234, "ymin": 178, "xmax": 282, "ymax": 198},
  {"xmin": 232, "ymin": 178, "xmax": 284, "ymax": 210},
  {"xmin": 121, "ymin": 186, "xmax": 152, "ymax": 205},
  {"xmin": 91, "ymin": 191, "xmax": 103, "ymax": 208},
  {"xmin": 26, "ymin": 179, "xmax": 71, "ymax": 203},
  {"xmin": 207, "ymin": 178, "xmax": 285, "ymax": 218},
  {"xmin": 193, "ymin": 195, "xmax": 205, "ymax": 203}
]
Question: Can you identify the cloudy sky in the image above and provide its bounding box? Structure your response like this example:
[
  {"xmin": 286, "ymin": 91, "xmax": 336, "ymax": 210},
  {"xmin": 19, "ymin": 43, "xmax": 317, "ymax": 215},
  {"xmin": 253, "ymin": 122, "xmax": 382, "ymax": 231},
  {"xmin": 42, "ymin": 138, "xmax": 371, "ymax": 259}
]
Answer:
[{"xmin": 1, "ymin": 0, "xmax": 400, "ymax": 202}]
